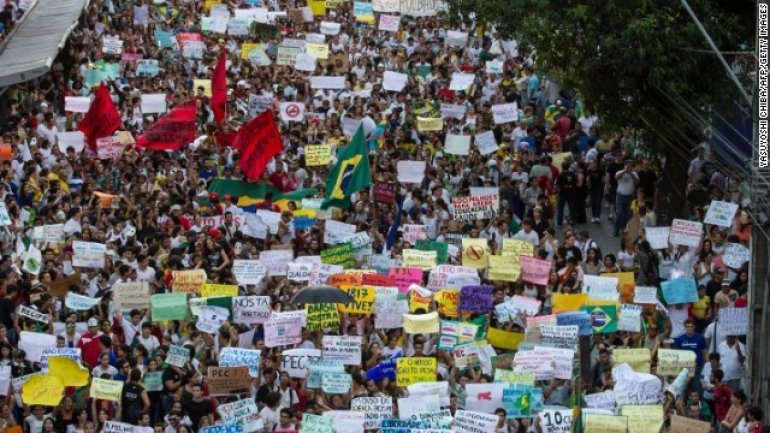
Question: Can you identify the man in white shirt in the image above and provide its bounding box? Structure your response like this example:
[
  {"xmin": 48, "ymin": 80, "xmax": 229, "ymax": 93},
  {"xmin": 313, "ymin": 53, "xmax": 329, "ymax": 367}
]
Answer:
[
  {"xmin": 135, "ymin": 254, "xmax": 155, "ymax": 282},
  {"xmin": 116, "ymin": 309, "xmax": 146, "ymax": 344},
  {"xmin": 136, "ymin": 322, "xmax": 160, "ymax": 352},
  {"xmin": 35, "ymin": 113, "xmax": 59, "ymax": 145},
  {"xmin": 512, "ymin": 219, "xmax": 539, "ymax": 245},
  {"xmin": 717, "ymin": 335, "xmax": 746, "ymax": 391}
]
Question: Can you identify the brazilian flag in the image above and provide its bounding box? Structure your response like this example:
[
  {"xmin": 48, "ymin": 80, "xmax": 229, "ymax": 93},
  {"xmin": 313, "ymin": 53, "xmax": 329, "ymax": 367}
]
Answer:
[
  {"xmin": 580, "ymin": 305, "xmax": 618, "ymax": 334},
  {"xmin": 322, "ymin": 126, "xmax": 371, "ymax": 210}
]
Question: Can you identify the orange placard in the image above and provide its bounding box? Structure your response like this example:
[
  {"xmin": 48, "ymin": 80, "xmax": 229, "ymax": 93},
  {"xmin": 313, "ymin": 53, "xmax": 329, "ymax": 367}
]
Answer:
[
  {"xmin": 327, "ymin": 273, "xmax": 362, "ymax": 287},
  {"xmin": 0, "ymin": 145, "xmax": 11, "ymax": 162}
]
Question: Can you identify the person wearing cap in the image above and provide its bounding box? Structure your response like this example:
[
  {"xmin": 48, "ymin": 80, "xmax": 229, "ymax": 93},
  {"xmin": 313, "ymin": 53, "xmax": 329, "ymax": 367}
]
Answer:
[{"xmin": 76, "ymin": 317, "xmax": 104, "ymax": 369}]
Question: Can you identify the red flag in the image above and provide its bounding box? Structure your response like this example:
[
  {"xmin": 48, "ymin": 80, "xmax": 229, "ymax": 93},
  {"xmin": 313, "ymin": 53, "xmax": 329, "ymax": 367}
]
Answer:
[
  {"xmin": 136, "ymin": 100, "xmax": 197, "ymax": 150},
  {"xmin": 211, "ymin": 51, "xmax": 227, "ymax": 126},
  {"xmin": 235, "ymin": 110, "xmax": 283, "ymax": 181},
  {"xmin": 78, "ymin": 83, "xmax": 121, "ymax": 150}
]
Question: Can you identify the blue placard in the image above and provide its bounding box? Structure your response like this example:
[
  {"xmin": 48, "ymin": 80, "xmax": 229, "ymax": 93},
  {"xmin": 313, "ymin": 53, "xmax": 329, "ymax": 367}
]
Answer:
[{"xmin": 662, "ymin": 277, "xmax": 698, "ymax": 304}]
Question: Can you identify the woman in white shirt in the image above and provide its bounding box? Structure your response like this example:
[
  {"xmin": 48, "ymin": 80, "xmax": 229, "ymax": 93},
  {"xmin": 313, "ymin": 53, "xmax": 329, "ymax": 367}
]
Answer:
[{"xmin": 617, "ymin": 238, "xmax": 636, "ymax": 271}]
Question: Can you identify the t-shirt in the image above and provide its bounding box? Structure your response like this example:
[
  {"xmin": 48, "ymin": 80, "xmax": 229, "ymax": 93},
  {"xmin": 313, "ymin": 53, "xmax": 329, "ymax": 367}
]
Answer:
[{"xmin": 674, "ymin": 332, "xmax": 707, "ymax": 368}]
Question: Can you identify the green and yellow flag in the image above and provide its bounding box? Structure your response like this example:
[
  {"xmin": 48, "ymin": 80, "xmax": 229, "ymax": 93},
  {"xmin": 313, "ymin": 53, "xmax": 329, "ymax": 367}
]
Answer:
[{"xmin": 322, "ymin": 126, "xmax": 371, "ymax": 209}]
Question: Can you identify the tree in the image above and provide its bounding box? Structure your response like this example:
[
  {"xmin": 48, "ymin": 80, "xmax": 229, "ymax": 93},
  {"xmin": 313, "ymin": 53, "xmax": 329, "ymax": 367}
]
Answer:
[{"xmin": 445, "ymin": 0, "xmax": 753, "ymax": 219}]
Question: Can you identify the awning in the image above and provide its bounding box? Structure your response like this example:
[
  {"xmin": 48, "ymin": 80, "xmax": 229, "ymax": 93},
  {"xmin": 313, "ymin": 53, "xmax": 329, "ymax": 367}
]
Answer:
[{"xmin": 0, "ymin": 0, "xmax": 89, "ymax": 87}]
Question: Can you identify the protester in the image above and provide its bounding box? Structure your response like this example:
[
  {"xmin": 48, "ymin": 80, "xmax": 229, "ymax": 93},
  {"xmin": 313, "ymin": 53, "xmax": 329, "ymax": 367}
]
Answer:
[{"xmin": 0, "ymin": 1, "xmax": 755, "ymax": 433}]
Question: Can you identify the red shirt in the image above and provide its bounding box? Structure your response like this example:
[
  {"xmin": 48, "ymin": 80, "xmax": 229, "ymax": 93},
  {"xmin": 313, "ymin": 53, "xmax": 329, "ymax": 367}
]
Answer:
[
  {"xmin": 77, "ymin": 330, "xmax": 103, "ymax": 368},
  {"xmin": 714, "ymin": 383, "xmax": 733, "ymax": 421}
]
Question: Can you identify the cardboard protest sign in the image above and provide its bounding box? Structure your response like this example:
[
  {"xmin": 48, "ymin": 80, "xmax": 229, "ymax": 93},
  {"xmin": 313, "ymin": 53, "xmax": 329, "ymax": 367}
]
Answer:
[
  {"xmin": 207, "ymin": 366, "xmax": 251, "ymax": 395},
  {"xmin": 396, "ymin": 357, "xmax": 436, "ymax": 386}
]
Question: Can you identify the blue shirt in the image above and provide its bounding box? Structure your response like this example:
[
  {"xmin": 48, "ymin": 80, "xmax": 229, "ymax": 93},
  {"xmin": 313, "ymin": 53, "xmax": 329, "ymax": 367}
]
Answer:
[{"xmin": 674, "ymin": 332, "xmax": 707, "ymax": 368}]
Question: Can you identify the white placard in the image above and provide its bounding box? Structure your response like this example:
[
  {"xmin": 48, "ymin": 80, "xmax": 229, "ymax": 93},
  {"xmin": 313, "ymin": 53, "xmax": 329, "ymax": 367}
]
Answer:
[
  {"xmin": 140, "ymin": 93, "xmax": 167, "ymax": 114},
  {"xmin": 449, "ymin": 73, "xmax": 475, "ymax": 91},
  {"xmin": 322, "ymin": 335, "xmax": 362, "ymax": 365},
  {"xmin": 445, "ymin": 134, "xmax": 470, "ymax": 155},
  {"xmin": 287, "ymin": 262, "xmax": 312, "ymax": 282},
  {"xmin": 279, "ymin": 102, "xmax": 306, "ymax": 122},
  {"xmin": 219, "ymin": 347, "xmax": 261, "ymax": 378},
  {"xmin": 474, "ymin": 130, "xmax": 498, "ymax": 155},
  {"xmin": 232, "ymin": 296, "xmax": 272, "ymax": 324},
  {"xmin": 57, "ymin": 131, "xmax": 86, "ymax": 153},
  {"xmin": 309, "ymin": 76, "xmax": 346, "ymax": 89},
  {"xmin": 295, "ymin": 53, "xmax": 317, "ymax": 72},
  {"xmin": 486, "ymin": 60, "xmax": 504, "ymax": 74},
  {"xmin": 232, "ymin": 260, "xmax": 268, "ymax": 285},
  {"xmin": 454, "ymin": 411, "xmax": 498, "ymax": 433},
  {"xmin": 617, "ymin": 304, "xmax": 642, "ymax": 332},
  {"xmin": 397, "ymin": 160, "xmax": 426, "ymax": 184},
  {"xmin": 65, "ymin": 96, "xmax": 91, "ymax": 113},
  {"xmin": 320, "ymin": 21, "xmax": 341, "ymax": 35},
  {"xmin": 446, "ymin": 30, "xmax": 468, "ymax": 48},
  {"xmin": 383, "ymin": 71, "xmax": 408, "ymax": 92},
  {"xmin": 72, "ymin": 241, "xmax": 106, "ymax": 268},
  {"xmin": 441, "ymin": 103, "xmax": 467, "ymax": 119},
  {"xmin": 704, "ymin": 201, "xmax": 739, "ymax": 227},
  {"xmin": 324, "ymin": 220, "xmax": 357, "ymax": 245},
  {"xmin": 259, "ymin": 250, "xmax": 294, "ymax": 277},
  {"xmin": 718, "ymin": 307, "xmax": 748, "ymax": 335},
  {"xmin": 378, "ymin": 14, "xmax": 400, "ymax": 32},
  {"xmin": 583, "ymin": 275, "xmax": 619, "ymax": 301},
  {"xmin": 645, "ymin": 226, "xmax": 670, "ymax": 250},
  {"xmin": 281, "ymin": 348, "xmax": 322, "ymax": 378},
  {"xmin": 633, "ymin": 286, "xmax": 658, "ymax": 304},
  {"xmin": 103, "ymin": 36, "xmax": 124, "ymax": 55},
  {"xmin": 491, "ymin": 103, "xmax": 519, "ymax": 124},
  {"xmin": 669, "ymin": 219, "xmax": 703, "ymax": 248}
]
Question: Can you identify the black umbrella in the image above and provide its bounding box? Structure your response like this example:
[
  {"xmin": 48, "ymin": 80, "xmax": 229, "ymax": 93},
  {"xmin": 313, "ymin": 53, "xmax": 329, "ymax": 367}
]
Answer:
[{"xmin": 290, "ymin": 285, "xmax": 354, "ymax": 305}]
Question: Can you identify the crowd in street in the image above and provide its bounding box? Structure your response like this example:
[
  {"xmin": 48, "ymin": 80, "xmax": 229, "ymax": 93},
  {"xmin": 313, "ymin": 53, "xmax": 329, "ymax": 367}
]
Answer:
[{"xmin": 0, "ymin": 0, "xmax": 758, "ymax": 433}]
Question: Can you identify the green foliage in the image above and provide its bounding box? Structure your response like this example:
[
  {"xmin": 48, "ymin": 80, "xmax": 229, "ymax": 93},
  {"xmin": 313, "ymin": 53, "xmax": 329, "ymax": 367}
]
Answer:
[{"xmin": 445, "ymin": 0, "xmax": 752, "ymax": 138}]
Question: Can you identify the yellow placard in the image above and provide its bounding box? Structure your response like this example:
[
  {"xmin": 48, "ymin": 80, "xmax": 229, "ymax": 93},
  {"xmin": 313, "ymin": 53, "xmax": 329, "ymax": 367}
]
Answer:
[
  {"xmin": 193, "ymin": 79, "xmax": 212, "ymax": 97},
  {"xmin": 396, "ymin": 357, "xmax": 436, "ymax": 386},
  {"xmin": 612, "ymin": 348, "xmax": 651, "ymax": 373},
  {"xmin": 201, "ymin": 284, "xmax": 238, "ymax": 298},
  {"xmin": 584, "ymin": 414, "xmax": 628, "ymax": 433},
  {"xmin": 172, "ymin": 269, "xmax": 207, "ymax": 293},
  {"xmin": 462, "ymin": 238, "xmax": 489, "ymax": 269},
  {"xmin": 435, "ymin": 289, "xmax": 459, "ymax": 317},
  {"xmin": 403, "ymin": 311, "xmax": 439, "ymax": 334},
  {"xmin": 501, "ymin": 238, "xmax": 534, "ymax": 257},
  {"xmin": 305, "ymin": 144, "xmax": 332, "ymax": 166},
  {"xmin": 402, "ymin": 250, "xmax": 437, "ymax": 270},
  {"xmin": 21, "ymin": 375, "xmax": 64, "ymax": 407},
  {"xmin": 308, "ymin": 0, "xmax": 326, "ymax": 15},
  {"xmin": 621, "ymin": 405, "xmax": 664, "ymax": 433},
  {"xmin": 551, "ymin": 152, "xmax": 572, "ymax": 170},
  {"xmin": 487, "ymin": 327, "xmax": 525, "ymax": 350},
  {"xmin": 488, "ymin": 255, "xmax": 520, "ymax": 282},
  {"xmin": 204, "ymin": 0, "xmax": 221, "ymax": 10},
  {"xmin": 494, "ymin": 370, "xmax": 535, "ymax": 386},
  {"xmin": 551, "ymin": 293, "xmax": 588, "ymax": 313},
  {"xmin": 48, "ymin": 356, "xmax": 90, "ymax": 387},
  {"xmin": 355, "ymin": 14, "xmax": 374, "ymax": 24},
  {"xmin": 338, "ymin": 285, "xmax": 376, "ymax": 314},
  {"xmin": 409, "ymin": 291, "xmax": 432, "ymax": 313},
  {"xmin": 306, "ymin": 303, "xmax": 340, "ymax": 331},
  {"xmin": 657, "ymin": 349, "xmax": 696, "ymax": 376},
  {"xmin": 601, "ymin": 272, "xmax": 635, "ymax": 289},
  {"xmin": 89, "ymin": 378, "xmax": 124, "ymax": 402},
  {"xmin": 325, "ymin": 0, "xmax": 342, "ymax": 9},
  {"xmin": 417, "ymin": 117, "xmax": 444, "ymax": 132},
  {"xmin": 306, "ymin": 43, "xmax": 330, "ymax": 60},
  {"xmin": 241, "ymin": 42, "xmax": 265, "ymax": 59}
]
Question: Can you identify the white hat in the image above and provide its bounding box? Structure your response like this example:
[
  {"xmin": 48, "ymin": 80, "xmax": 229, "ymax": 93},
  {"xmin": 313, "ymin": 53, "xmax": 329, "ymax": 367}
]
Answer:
[
  {"xmin": 87, "ymin": 317, "xmax": 99, "ymax": 327},
  {"xmin": 126, "ymin": 226, "xmax": 136, "ymax": 237}
]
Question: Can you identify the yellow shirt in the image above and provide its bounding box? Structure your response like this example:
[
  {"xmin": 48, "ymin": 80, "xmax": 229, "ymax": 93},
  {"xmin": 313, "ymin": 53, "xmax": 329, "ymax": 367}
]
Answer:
[{"xmin": 691, "ymin": 295, "xmax": 710, "ymax": 319}]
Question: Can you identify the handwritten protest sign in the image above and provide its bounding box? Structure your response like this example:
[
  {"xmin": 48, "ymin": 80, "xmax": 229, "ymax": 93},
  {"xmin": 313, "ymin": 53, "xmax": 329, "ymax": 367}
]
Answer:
[
  {"xmin": 305, "ymin": 145, "xmax": 332, "ymax": 166},
  {"xmin": 718, "ymin": 307, "xmax": 748, "ymax": 335},
  {"xmin": 264, "ymin": 316, "xmax": 303, "ymax": 347},
  {"xmin": 396, "ymin": 357, "xmax": 436, "ymax": 386},
  {"xmin": 633, "ymin": 286, "xmax": 658, "ymax": 304},
  {"xmin": 520, "ymin": 256, "xmax": 552, "ymax": 285},
  {"xmin": 669, "ymin": 219, "xmax": 703, "ymax": 247},
  {"xmin": 452, "ymin": 195, "xmax": 499, "ymax": 220},
  {"xmin": 90, "ymin": 378, "xmax": 123, "ymax": 402},
  {"xmin": 538, "ymin": 325, "xmax": 578, "ymax": 349},
  {"xmin": 232, "ymin": 296, "xmax": 271, "ymax": 324},
  {"xmin": 220, "ymin": 348, "xmax": 261, "ymax": 378},
  {"xmin": 403, "ymin": 311, "xmax": 440, "ymax": 334},
  {"xmin": 151, "ymin": 293, "xmax": 187, "ymax": 321},
  {"xmin": 459, "ymin": 285, "xmax": 493, "ymax": 312},
  {"xmin": 201, "ymin": 284, "xmax": 238, "ymax": 298},
  {"xmin": 618, "ymin": 304, "xmax": 642, "ymax": 332},
  {"xmin": 704, "ymin": 201, "xmax": 739, "ymax": 227},
  {"xmin": 281, "ymin": 348, "xmax": 321, "ymax": 378},
  {"xmin": 321, "ymin": 243, "xmax": 356, "ymax": 269},
  {"xmin": 207, "ymin": 366, "xmax": 250, "ymax": 395},
  {"xmin": 308, "ymin": 359, "xmax": 345, "ymax": 388},
  {"xmin": 657, "ymin": 349, "xmax": 696, "ymax": 376},
  {"xmin": 403, "ymin": 250, "xmax": 437, "ymax": 270},
  {"xmin": 306, "ymin": 303, "xmax": 340, "ymax": 331},
  {"xmin": 722, "ymin": 243, "xmax": 751, "ymax": 268},
  {"xmin": 172, "ymin": 269, "xmax": 207, "ymax": 293},
  {"xmin": 612, "ymin": 348, "xmax": 652, "ymax": 373},
  {"xmin": 322, "ymin": 335, "xmax": 362, "ymax": 365},
  {"xmin": 72, "ymin": 241, "xmax": 106, "ymax": 268},
  {"xmin": 351, "ymin": 396, "xmax": 392, "ymax": 429},
  {"xmin": 661, "ymin": 277, "xmax": 698, "ymax": 304},
  {"xmin": 338, "ymin": 285, "xmax": 375, "ymax": 314}
]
